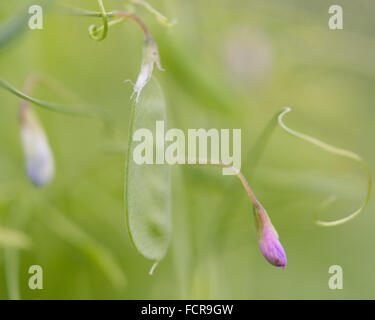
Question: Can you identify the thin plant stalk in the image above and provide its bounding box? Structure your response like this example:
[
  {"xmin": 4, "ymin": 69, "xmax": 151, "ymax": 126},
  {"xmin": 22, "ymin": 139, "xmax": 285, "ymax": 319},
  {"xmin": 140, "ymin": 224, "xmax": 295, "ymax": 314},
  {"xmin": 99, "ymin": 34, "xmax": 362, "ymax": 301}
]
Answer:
[
  {"xmin": 4, "ymin": 248, "xmax": 20, "ymax": 300},
  {"xmin": 131, "ymin": 0, "xmax": 177, "ymax": 27},
  {"xmin": 145, "ymin": 157, "xmax": 262, "ymax": 275},
  {"xmin": 0, "ymin": 78, "xmax": 112, "ymax": 130},
  {"xmin": 65, "ymin": 8, "xmax": 154, "ymax": 41},
  {"xmin": 212, "ymin": 110, "xmax": 283, "ymax": 251},
  {"xmin": 181, "ymin": 157, "xmax": 260, "ymax": 206}
]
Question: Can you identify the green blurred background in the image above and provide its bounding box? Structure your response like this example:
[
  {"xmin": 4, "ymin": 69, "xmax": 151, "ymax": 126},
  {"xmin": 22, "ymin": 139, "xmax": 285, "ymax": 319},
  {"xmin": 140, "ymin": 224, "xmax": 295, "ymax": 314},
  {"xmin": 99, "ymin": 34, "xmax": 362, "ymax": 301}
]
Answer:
[{"xmin": 0, "ymin": 0, "xmax": 374, "ymax": 299}]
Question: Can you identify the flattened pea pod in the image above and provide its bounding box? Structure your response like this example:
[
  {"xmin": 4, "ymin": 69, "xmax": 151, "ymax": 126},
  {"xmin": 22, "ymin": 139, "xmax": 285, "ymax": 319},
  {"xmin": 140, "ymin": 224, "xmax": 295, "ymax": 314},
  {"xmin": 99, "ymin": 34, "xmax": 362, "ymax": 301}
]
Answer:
[{"xmin": 125, "ymin": 78, "xmax": 171, "ymax": 270}]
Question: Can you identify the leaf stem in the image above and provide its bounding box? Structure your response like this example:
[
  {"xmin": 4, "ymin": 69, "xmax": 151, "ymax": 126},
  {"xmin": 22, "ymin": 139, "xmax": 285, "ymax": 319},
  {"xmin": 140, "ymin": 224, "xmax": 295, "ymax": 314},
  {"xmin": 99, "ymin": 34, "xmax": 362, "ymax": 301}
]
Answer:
[
  {"xmin": 64, "ymin": 7, "xmax": 154, "ymax": 40},
  {"xmin": 131, "ymin": 0, "xmax": 177, "ymax": 27},
  {"xmin": 4, "ymin": 248, "xmax": 20, "ymax": 300},
  {"xmin": 0, "ymin": 78, "xmax": 112, "ymax": 129},
  {"xmin": 111, "ymin": 10, "xmax": 152, "ymax": 39},
  {"xmin": 212, "ymin": 111, "xmax": 282, "ymax": 252},
  {"xmin": 182, "ymin": 157, "xmax": 260, "ymax": 206}
]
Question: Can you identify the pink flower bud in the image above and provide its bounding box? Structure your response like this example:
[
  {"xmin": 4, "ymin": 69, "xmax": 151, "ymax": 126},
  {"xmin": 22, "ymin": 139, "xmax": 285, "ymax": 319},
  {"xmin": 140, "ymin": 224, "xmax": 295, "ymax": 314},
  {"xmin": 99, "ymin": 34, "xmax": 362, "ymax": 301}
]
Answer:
[{"xmin": 253, "ymin": 203, "xmax": 287, "ymax": 268}]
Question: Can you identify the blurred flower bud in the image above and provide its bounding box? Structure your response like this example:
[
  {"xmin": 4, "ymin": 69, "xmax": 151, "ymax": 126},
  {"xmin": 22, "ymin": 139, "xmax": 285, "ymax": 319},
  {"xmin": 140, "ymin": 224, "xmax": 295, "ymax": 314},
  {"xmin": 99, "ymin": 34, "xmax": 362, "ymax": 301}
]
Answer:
[
  {"xmin": 131, "ymin": 37, "xmax": 164, "ymax": 102},
  {"xmin": 224, "ymin": 27, "xmax": 272, "ymax": 91},
  {"xmin": 19, "ymin": 104, "xmax": 55, "ymax": 186},
  {"xmin": 253, "ymin": 203, "xmax": 287, "ymax": 268}
]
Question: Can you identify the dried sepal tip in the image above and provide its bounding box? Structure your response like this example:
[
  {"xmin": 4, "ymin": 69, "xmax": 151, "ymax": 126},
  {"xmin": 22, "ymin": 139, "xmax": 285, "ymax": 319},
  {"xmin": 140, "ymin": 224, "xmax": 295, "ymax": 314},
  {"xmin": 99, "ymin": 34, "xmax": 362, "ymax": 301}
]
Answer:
[{"xmin": 130, "ymin": 37, "xmax": 164, "ymax": 103}]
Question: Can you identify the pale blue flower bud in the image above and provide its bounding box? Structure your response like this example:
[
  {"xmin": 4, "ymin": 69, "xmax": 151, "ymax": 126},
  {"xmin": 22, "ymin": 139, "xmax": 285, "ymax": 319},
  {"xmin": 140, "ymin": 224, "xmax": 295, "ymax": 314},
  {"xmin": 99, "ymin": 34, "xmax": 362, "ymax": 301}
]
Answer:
[{"xmin": 19, "ymin": 106, "xmax": 55, "ymax": 186}]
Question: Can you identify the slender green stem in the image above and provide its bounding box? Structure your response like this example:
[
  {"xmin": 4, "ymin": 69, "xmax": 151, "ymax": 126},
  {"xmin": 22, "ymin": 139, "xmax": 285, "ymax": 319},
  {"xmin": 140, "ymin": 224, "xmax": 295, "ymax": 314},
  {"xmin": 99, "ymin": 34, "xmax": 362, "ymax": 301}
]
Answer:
[
  {"xmin": 278, "ymin": 107, "xmax": 372, "ymax": 226},
  {"xmin": 64, "ymin": 7, "xmax": 153, "ymax": 40},
  {"xmin": 245, "ymin": 110, "xmax": 284, "ymax": 180},
  {"xmin": 124, "ymin": 103, "xmax": 138, "ymax": 255},
  {"xmin": 181, "ymin": 157, "xmax": 260, "ymax": 205},
  {"xmin": 63, "ymin": 7, "xmax": 114, "ymax": 18},
  {"xmin": 93, "ymin": 17, "xmax": 126, "ymax": 35},
  {"xmin": 118, "ymin": 138, "xmax": 261, "ymax": 205},
  {"xmin": 209, "ymin": 110, "xmax": 282, "ymax": 253},
  {"xmin": 0, "ymin": 78, "xmax": 112, "ymax": 129},
  {"xmin": 4, "ymin": 248, "xmax": 20, "ymax": 300},
  {"xmin": 218, "ymin": 165, "xmax": 259, "ymax": 204},
  {"xmin": 0, "ymin": 78, "xmax": 81, "ymax": 115},
  {"xmin": 131, "ymin": 0, "xmax": 177, "ymax": 27},
  {"xmin": 3, "ymin": 196, "xmax": 35, "ymax": 301}
]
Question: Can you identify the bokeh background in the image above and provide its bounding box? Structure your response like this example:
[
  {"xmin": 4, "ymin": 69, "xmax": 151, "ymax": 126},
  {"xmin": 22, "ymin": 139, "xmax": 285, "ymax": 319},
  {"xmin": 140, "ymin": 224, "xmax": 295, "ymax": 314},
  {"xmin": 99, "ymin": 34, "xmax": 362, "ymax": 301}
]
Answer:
[{"xmin": 0, "ymin": 0, "xmax": 374, "ymax": 299}]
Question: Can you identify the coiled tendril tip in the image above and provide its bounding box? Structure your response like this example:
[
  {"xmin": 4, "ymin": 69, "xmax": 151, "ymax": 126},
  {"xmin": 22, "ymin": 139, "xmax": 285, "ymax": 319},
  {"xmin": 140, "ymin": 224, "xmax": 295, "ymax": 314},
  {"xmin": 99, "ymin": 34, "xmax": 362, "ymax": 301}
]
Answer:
[{"xmin": 278, "ymin": 107, "xmax": 372, "ymax": 227}]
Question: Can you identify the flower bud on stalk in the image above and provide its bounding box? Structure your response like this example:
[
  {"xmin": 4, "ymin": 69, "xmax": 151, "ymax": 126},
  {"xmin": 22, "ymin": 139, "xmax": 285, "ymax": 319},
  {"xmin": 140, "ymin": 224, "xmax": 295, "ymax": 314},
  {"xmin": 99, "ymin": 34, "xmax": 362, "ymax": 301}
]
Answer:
[
  {"xmin": 131, "ymin": 36, "xmax": 164, "ymax": 102},
  {"xmin": 253, "ymin": 202, "xmax": 287, "ymax": 268},
  {"xmin": 19, "ymin": 102, "xmax": 55, "ymax": 186}
]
